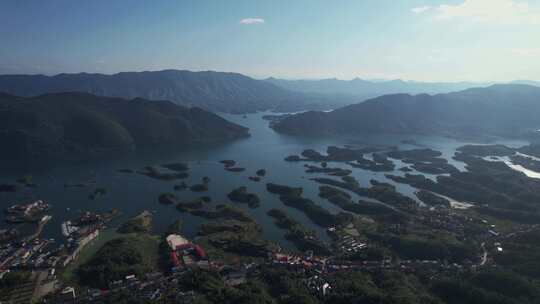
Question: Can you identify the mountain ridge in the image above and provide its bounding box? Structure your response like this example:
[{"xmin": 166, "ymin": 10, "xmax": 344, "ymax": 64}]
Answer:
[
  {"xmin": 0, "ymin": 91, "xmax": 250, "ymax": 166},
  {"xmin": 265, "ymin": 77, "xmax": 495, "ymax": 100},
  {"xmin": 272, "ymin": 84, "xmax": 540, "ymax": 139},
  {"xmin": 0, "ymin": 70, "xmax": 335, "ymax": 114}
]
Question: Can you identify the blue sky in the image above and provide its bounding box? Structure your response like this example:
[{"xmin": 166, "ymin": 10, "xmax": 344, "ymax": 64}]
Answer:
[{"xmin": 1, "ymin": 0, "xmax": 539, "ymax": 81}]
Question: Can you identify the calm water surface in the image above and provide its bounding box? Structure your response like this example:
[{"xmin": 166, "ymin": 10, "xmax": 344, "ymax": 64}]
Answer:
[{"xmin": 0, "ymin": 112, "xmax": 529, "ymax": 249}]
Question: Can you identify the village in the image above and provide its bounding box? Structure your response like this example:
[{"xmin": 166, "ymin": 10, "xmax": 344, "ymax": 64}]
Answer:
[
  {"xmin": 0, "ymin": 195, "xmax": 537, "ymax": 303},
  {"xmin": 0, "ymin": 201, "xmax": 117, "ymax": 303}
]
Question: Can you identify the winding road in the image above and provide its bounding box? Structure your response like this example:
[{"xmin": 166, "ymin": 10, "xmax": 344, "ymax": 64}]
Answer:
[{"xmin": 480, "ymin": 242, "xmax": 488, "ymax": 266}]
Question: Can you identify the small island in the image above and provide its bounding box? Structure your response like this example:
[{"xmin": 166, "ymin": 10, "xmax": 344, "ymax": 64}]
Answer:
[
  {"xmin": 266, "ymin": 183, "xmax": 303, "ymax": 197},
  {"xmin": 189, "ymin": 204, "xmax": 254, "ymax": 223},
  {"xmin": 158, "ymin": 193, "xmax": 178, "ymax": 205},
  {"xmin": 304, "ymin": 164, "xmax": 352, "ymax": 176},
  {"xmin": 117, "ymin": 210, "xmax": 153, "ymax": 234},
  {"xmin": 319, "ymin": 186, "xmax": 395, "ymax": 215},
  {"xmin": 387, "ymin": 148, "xmax": 458, "ymax": 174},
  {"xmin": 219, "ymin": 160, "xmax": 236, "ymax": 167},
  {"xmin": 347, "ymin": 153, "xmax": 395, "ymax": 172},
  {"xmin": 227, "ymin": 187, "xmax": 261, "ymax": 208},
  {"xmin": 311, "ymin": 176, "xmax": 416, "ymax": 213},
  {"xmin": 225, "ymin": 167, "xmax": 246, "ymax": 172},
  {"xmin": 267, "ymin": 209, "xmax": 330, "ymax": 255},
  {"xmin": 284, "ymin": 155, "xmax": 302, "ymax": 162},
  {"xmin": 266, "ymin": 183, "xmax": 352, "ymax": 227},
  {"xmin": 176, "ymin": 198, "xmax": 207, "ymax": 212},
  {"xmin": 4, "ymin": 200, "xmax": 51, "ymax": 223},
  {"xmin": 137, "ymin": 166, "xmax": 189, "ymax": 180},
  {"xmin": 161, "ymin": 162, "xmax": 189, "ymax": 172}
]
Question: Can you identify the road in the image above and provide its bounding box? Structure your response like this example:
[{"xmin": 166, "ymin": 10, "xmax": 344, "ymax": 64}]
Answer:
[
  {"xmin": 480, "ymin": 242, "xmax": 488, "ymax": 266},
  {"xmin": 23, "ymin": 215, "xmax": 51, "ymax": 242}
]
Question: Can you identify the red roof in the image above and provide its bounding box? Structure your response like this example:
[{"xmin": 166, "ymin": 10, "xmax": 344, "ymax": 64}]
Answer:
[
  {"xmin": 176, "ymin": 243, "xmax": 194, "ymax": 251},
  {"xmin": 170, "ymin": 251, "xmax": 180, "ymax": 267},
  {"xmin": 194, "ymin": 245, "xmax": 207, "ymax": 258}
]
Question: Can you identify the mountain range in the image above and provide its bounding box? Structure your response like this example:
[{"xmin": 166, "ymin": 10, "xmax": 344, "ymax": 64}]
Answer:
[
  {"xmin": 0, "ymin": 92, "xmax": 249, "ymax": 165},
  {"xmin": 266, "ymin": 78, "xmax": 540, "ymax": 101},
  {"xmin": 2, "ymin": 70, "xmax": 538, "ymax": 115},
  {"xmin": 265, "ymin": 77, "xmax": 495, "ymax": 101},
  {"xmin": 0, "ymin": 70, "xmax": 336, "ymax": 114},
  {"xmin": 272, "ymin": 84, "xmax": 540, "ymax": 139}
]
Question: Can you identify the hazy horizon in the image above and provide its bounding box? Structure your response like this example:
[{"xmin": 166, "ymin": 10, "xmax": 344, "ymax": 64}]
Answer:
[
  {"xmin": 0, "ymin": 68, "xmax": 538, "ymax": 85},
  {"xmin": 2, "ymin": 0, "xmax": 540, "ymax": 82}
]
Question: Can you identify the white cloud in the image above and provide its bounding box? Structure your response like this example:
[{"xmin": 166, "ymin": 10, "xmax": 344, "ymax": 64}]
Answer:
[
  {"xmin": 511, "ymin": 48, "xmax": 540, "ymax": 56},
  {"xmin": 411, "ymin": 6, "xmax": 431, "ymax": 14},
  {"xmin": 435, "ymin": 0, "xmax": 540, "ymax": 24},
  {"xmin": 239, "ymin": 18, "xmax": 265, "ymax": 25}
]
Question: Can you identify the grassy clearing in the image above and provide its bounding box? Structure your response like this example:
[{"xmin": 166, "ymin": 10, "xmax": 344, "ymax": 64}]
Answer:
[
  {"xmin": 75, "ymin": 233, "xmax": 161, "ymax": 287},
  {"xmin": 60, "ymin": 229, "xmax": 123, "ymax": 283}
]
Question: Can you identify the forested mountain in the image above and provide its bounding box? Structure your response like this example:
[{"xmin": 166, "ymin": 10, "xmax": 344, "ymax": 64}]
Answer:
[
  {"xmin": 0, "ymin": 92, "xmax": 249, "ymax": 164},
  {"xmin": 272, "ymin": 84, "xmax": 540, "ymax": 138}
]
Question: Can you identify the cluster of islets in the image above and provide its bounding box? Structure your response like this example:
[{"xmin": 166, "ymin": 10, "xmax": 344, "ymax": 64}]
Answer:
[{"xmin": 4, "ymin": 200, "xmax": 51, "ymax": 223}]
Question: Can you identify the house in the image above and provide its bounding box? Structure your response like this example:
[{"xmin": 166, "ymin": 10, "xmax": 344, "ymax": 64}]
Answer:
[
  {"xmin": 488, "ymin": 230, "xmax": 500, "ymax": 237},
  {"xmin": 166, "ymin": 234, "xmax": 189, "ymax": 250}
]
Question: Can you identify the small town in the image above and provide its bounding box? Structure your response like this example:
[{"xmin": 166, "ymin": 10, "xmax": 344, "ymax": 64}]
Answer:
[{"xmin": 0, "ymin": 194, "xmax": 537, "ymax": 303}]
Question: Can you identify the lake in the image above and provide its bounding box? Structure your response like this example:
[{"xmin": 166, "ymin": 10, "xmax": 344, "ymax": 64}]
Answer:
[{"xmin": 0, "ymin": 112, "xmax": 530, "ymax": 250}]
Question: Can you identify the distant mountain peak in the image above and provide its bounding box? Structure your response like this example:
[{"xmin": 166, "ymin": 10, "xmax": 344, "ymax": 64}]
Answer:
[
  {"xmin": 265, "ymin": 77, "xmax": 493, "ymax": 98},
  {"xmin": 0, "ymin": 70, "xmax": 328, "ymax": 114}
]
